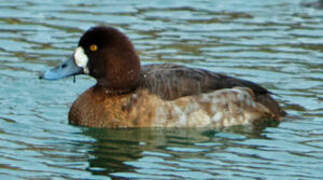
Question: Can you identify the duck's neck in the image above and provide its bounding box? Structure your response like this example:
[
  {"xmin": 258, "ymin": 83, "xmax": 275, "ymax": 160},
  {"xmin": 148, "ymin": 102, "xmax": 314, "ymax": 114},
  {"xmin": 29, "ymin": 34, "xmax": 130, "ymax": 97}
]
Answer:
[{"xmin": 93, "ymin": 84, "xmax": 137, "ymax": 96}]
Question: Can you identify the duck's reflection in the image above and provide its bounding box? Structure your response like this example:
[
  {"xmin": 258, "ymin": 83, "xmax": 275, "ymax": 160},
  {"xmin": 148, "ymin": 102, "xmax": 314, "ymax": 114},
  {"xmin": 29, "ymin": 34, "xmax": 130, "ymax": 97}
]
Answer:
[
  {"xmin": 82, "ymin": 128, "xmax": 208, "ymax": 175},
  {"xmin": 81, "ymin": 123, "xmax": 278, "ymax": 177}
]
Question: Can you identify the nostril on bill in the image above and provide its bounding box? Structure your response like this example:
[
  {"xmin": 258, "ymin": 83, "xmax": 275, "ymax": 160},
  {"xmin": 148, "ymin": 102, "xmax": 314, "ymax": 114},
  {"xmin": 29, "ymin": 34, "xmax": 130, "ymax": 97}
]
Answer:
[{"xmin": 61, "ymin": 63, "xmax": 67, "ymax": 68}]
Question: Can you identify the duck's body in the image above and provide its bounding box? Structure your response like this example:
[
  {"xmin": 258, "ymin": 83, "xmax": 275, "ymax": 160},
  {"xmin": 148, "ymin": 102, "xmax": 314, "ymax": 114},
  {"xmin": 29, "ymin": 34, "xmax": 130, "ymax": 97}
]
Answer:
[
  {"xmin": 69, "ymin": 63, "xmax": 284, "ymax": 128},
  {"xmin": 40, "ymin": 26, "xmax": 285, "ymax": 128}
]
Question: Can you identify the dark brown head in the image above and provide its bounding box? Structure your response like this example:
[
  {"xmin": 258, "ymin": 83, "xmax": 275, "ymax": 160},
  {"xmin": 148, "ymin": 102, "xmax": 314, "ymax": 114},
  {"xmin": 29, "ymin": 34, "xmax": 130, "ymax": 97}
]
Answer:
[{"xmin": 40, "ymin": 26, "xmax": 141, "ymax": 92}]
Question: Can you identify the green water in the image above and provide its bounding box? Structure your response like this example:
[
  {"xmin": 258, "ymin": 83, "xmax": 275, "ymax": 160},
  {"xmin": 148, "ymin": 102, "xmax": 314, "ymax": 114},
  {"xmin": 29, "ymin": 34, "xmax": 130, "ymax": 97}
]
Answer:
[{"xmin": 0, "ymin": 0, "xmax": 322, "ymax": 179}]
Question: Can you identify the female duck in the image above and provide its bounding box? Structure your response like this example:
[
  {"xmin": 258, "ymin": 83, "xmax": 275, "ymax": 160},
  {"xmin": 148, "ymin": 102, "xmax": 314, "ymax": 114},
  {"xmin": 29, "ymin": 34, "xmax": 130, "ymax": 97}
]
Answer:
[{"xmin": 40, "ymin": 26, "xmax": 285, "ymax": 128}]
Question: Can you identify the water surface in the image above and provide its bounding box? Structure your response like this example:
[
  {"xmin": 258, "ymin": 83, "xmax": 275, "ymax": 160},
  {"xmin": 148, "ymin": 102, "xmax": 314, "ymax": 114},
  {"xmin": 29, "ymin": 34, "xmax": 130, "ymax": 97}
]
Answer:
[{"xmin": 0, "ymin": 0, "xmax": 323, "ymax": 179}]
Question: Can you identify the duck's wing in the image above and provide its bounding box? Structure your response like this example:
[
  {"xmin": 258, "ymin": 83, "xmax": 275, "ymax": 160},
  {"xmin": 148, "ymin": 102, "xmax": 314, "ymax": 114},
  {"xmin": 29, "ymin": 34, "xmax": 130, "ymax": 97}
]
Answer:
[
  {"xmin": 139, "ymin": 63, "xmax": 285, "ymax": 117},
  {"xmin": 139, "ymin": 63, "xmax": 268, "ymax": 100}
]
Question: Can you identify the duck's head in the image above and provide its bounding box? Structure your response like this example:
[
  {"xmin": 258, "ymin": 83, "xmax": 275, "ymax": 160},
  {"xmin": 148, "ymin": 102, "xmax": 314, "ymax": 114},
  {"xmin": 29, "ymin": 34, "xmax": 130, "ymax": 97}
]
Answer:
[{"xmin": 40, "ymin": 26, "xmax": 141, "ymax": 91}]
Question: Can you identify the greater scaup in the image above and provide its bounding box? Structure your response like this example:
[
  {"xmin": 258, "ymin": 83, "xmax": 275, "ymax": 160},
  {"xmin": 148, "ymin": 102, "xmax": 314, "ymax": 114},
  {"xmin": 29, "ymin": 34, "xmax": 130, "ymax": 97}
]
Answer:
[{"xmin": 40, "ymin": 26, "xmax": 285, "ymax": 128}]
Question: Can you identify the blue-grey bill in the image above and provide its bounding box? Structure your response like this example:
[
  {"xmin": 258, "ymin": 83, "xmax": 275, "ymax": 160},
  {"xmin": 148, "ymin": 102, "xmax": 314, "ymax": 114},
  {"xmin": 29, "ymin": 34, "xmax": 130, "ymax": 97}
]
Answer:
[{"xmin": 39, "ymin": 57, "xmax": 83, "ymax": 80}]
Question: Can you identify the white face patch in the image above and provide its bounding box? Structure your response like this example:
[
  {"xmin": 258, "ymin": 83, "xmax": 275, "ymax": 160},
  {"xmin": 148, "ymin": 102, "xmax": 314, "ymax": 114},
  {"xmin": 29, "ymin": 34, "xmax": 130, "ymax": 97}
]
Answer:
[{"xmin": 74, "ymin": 47, "xmax": 89, "ymax": 74}]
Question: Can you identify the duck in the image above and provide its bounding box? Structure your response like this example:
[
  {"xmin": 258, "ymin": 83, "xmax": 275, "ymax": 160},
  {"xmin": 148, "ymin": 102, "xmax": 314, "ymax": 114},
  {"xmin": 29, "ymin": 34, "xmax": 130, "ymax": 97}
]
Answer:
[{"xmin": 39, "ymin": 26, "xmax": 286, "ymax": 128}]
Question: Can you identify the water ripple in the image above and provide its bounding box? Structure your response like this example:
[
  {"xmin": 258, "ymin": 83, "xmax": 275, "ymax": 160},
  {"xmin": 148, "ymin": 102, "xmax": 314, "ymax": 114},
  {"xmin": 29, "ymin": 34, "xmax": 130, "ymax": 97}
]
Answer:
[{"xmin": 0, "ymin": 0, "xmax": 322, "ymax": 179}]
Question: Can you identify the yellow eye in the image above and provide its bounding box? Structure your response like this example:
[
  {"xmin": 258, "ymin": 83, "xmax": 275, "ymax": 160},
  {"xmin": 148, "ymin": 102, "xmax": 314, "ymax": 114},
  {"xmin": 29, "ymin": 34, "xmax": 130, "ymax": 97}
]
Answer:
[{"xmin": 89, "ymin": 44, "xmax": 98, "ymax": 52}]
